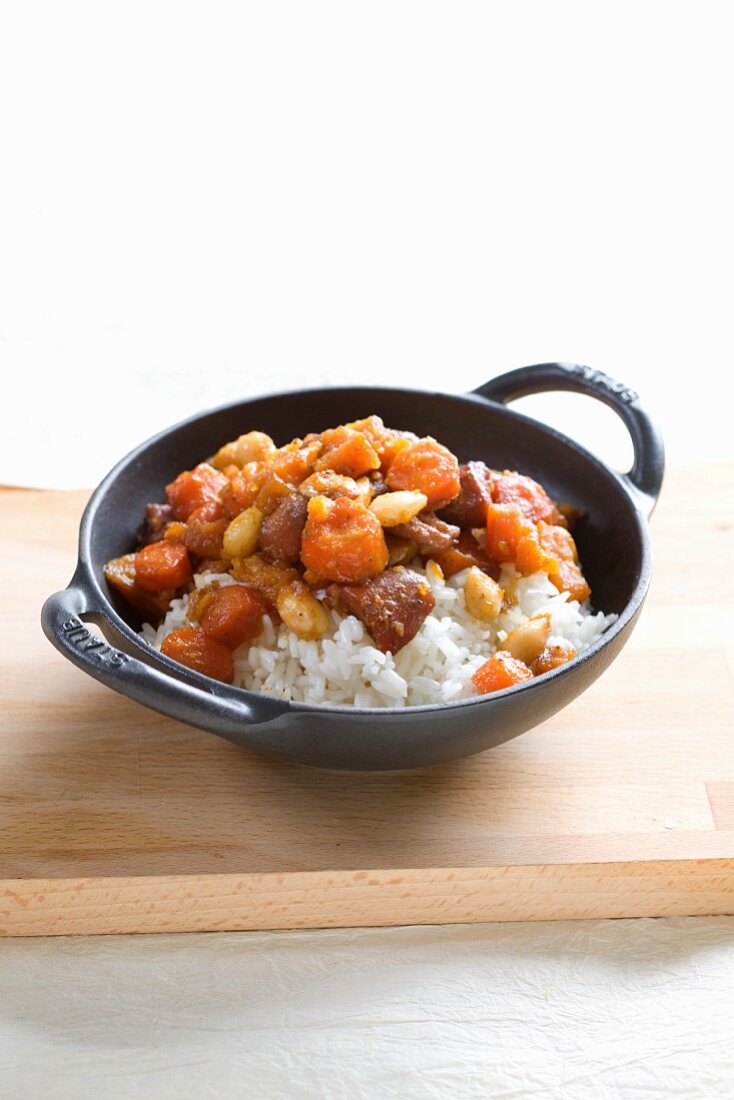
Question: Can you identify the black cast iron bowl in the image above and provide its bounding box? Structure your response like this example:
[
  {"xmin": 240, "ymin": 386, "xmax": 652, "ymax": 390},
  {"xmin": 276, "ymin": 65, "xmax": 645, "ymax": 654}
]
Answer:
[{"xmin": 42, "ymin": 363, "xmax": 664, "ymax": 771}]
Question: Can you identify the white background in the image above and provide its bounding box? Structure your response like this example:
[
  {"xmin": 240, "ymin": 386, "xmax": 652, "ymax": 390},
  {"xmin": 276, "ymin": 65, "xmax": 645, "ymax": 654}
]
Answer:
[
  {"xmin": 1, "ymin": 1, "xmax": 732, "ymax": 488},
  {"xmin": 1, "ymin": 3, "xmax": 733, "ymax": 1098}
]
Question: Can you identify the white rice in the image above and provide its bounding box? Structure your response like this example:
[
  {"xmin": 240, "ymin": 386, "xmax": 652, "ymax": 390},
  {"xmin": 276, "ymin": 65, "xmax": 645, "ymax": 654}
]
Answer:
[{"xmin": 142, "ymin": 562, "xmax": 617, "ymax": 709}]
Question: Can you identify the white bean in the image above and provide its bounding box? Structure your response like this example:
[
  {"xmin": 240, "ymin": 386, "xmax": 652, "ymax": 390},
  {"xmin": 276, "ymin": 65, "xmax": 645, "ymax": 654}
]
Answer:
[
  {"xmin": 500, "ymin": 614, "xmax": 552, "ymax": 664},
  {"xmin": 465, "ymin": 567, "xmax": 504, "ymax": 621},
  {"xmin": 213, "ymin": 431, "xmax": 276, "ymax": 470},
  {"xmin": 369, "ymin": 490, "xmax": 428, "ymax": 527},
  {"xmin": 222, "ymin": 506, "xmax": 263, "ymax": 559},
  {"xmin": 276, "ymin": 581, "xmax": 330, "ymax": 640}
]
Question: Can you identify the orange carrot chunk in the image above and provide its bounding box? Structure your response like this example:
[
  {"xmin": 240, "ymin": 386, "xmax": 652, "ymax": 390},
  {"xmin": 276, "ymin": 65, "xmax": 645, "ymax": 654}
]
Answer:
[
  {"xmin": 199, "ymin": 585, "xmax": 268, "ymax": 649},
  {"xmin": 386, "ymin": 438, "xmax": 461, "ymax": 510},
  {"xmin": 166, "ymin": 463, "xmax": 228, "ymax": 521},
  {"xmin": 301, "ymin": 496, "xmax": 389, "ymax": 583},
  {"xmin": 317, "ymin": 429, "xmax": 380, "ymax": 478},
  {"xmin": 537, "ymin": 522, "xmax": 591, "ymax": 602},
  {"xmin": 492, "ymin": 471, "xmax": 564, "ymax": 526},
  {"xmin": 161, "ymin": 626, "xmax": 234, "ymax": 683},
  {"xmin": 532, "ymin": 644, "xmax": 576, "ymax": 676},
  {"xmin": 485, "ymin": 502, "xmax": 538, "ymax": 563},
  {"xmin": 135, "ymin": 541, "xmax": 192, "ymax": 593},
  {"xmin": 472, "ymin": 651, "xmax": 533, "ymax": 694},
  {"xmin": 221, "ymin": 462, "xmax": 267, "ymax": 518},
  {"xmin": 346, "ymin": 416, "xmax": 419, "ymax": 472},
  {"xmin": 187, "ymin": 498, "xmax": 225, "ymax": 523},
  {"xmin": 486, "ymin": 503, "xmax": 591, "ymax": 601}
]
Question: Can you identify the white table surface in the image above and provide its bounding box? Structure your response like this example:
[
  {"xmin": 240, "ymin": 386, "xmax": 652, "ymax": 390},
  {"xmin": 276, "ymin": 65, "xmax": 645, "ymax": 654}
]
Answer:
[
  {"xmin": 2, "ymin": 4, "xmax": 733, "ymax": 1096},
  {"xmin": 2, "ymin": 918, "xmax": 734, "ymax": 1099}
]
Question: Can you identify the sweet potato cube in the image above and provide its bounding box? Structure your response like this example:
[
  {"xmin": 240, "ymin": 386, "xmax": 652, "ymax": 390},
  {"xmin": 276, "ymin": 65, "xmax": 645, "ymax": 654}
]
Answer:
[
  {"xmin": 471, "ymin": 651, "xmax": 533, "ymax": 694},
  {"xmin": 161, "ymin": 626, "xmax": 234, "ymax": 683},
  {"xmin": 300, "ymin": 496, "xmax": 389, "ymax": 584},
  {"xmin": 135, "ymin": 541, "xmax": 192, "ymax": 593},
  {"xmin": 492, "ymin": 471, "xmax": 564, "ymax": 525},
  {"xmin": 199, "ymin": 585, "xmax": 268, "ymax": 648},
  {"xmin": 166, "ymin": 464, "xmax": 228, "ymax": 521},
  {"xmin": 317, "ymin": 429, "xmax": 380, "ymax": 478},
  {"xmin": 386, "ymin": 438, "xmax": 461, "ymax": 510}
]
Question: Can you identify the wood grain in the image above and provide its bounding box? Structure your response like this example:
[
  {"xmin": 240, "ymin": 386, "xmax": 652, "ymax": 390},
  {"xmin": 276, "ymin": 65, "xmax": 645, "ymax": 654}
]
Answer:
[{"xmin": 1, "ymin": 466, "xmax": 733, "ymax": 935}]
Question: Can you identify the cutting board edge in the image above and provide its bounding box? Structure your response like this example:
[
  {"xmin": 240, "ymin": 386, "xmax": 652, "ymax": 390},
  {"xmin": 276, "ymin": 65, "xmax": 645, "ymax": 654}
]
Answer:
[{"xmin": 3, "ymin": 857, "xmax": 733, "ymax": 937}]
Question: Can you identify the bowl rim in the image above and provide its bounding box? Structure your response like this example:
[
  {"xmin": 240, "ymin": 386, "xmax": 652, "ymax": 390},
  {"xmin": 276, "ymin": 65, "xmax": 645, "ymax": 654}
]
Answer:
[{"xmin": 76, "ymin": 382, "xmax": 653, "ymax": 716}]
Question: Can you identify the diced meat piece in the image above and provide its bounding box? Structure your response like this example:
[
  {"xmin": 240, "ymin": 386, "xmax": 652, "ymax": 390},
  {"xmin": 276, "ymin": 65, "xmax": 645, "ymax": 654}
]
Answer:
[
  {"xmin": 258, "ymin": 493, "xmax": 308, "ymax": 562},
  {"xmin": 472, "ymin": 651, "xmax": 533, "ymax": 694},
  {"xmin": 329, "ymin": 566, "xmax": 435, "ymax": 654},
  {"xmin": 137, "ymin": 503, "xmax": 174, "ymax": 547},
  {"xmin": 300, "ymin": 496, "xmax": 388, "ymax": 584},
  {"xmin": 183, "ymin": 516, "xmax": 228, "ymax": 560},
  {"xmin": 492, "ymin": 470, "xmax": 564, "ymax": 526},
  {"xmin": 386, "ymin": 438, "xmax": 461, "ymax": 510},
  {"xmin": 166, "ymin": 464, "xmax": 227, "ymax": 521},
  {"xmin": 135, "ymin": 541, "xmax": 192, "ymax": 593},
  {"xmin": 532, "ymin": 644, "xmax": 576, "ymax": 676},
  {"xmin": 298, "ymin": 470, "xmax": 364, "ymax": 501},
  {"xmin": 440, "ymin": 462, "xmax": 494, "ymax": 528},
  {"xmin": 103, "ymin": 553, "xmax": 172, "ymax": 621},
  {"xmin": 196, "ymin": 557, "xmax": 230, "ymax": 575},
  {"xmin": 199, "ymin": 585, "xmax": 268, "ymax": 648},
  {"xmin": 435, "ymin": 530, "xmax": 499, "ymax": 579},
  {"xmin": 391, "ymin": 512, "xmax": 460, "ymax": 556},
  {"xmin": 230, "ymin": 553, "xmax": 301, "ymax": 607},
  {"xmin": 385, "ymin": 535, "xmax": 418, "ymax": 566},
  {"xmin": 161, "ymin": 626, "xmax": 234, "ymax": 683}
]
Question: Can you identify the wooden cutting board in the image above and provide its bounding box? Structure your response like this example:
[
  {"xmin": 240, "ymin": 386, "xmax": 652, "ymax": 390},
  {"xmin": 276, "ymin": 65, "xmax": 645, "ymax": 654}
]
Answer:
[{"xmin": 1, "ymin": 466, "xmax": 733, "ymax": 936}]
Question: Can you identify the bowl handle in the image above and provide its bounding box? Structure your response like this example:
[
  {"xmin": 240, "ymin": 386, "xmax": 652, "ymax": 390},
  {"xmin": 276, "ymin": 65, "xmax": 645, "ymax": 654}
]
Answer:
[
  {"xmin": 471, "ymin": 362, "xmax": 665, "ymax": 517},
  {"xmin": 41, "ymin": 581, "xmax": 289, "ymax": 738}
]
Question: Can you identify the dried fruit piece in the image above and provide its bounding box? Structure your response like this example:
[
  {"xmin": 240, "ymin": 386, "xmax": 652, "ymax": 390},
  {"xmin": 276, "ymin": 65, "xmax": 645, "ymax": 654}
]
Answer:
[
  {"xmin": 135, "ymin": 541, "xmax": 192, "ymax": 593},
  {"xmin": 161, "ymin": 626, "xmax": 234, "ymax": 683},
  {"xmin": 199, "ymin": 585, "xmax": 268, "ymax": 648}
]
